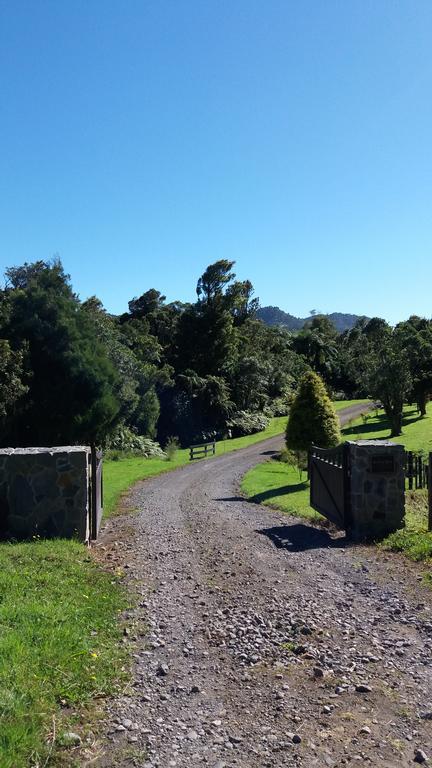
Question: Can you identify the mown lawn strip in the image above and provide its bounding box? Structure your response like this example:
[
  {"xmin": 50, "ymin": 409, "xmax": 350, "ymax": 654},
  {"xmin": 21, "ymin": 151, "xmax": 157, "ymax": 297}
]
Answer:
[{"xmin": 0, "ymin": 539, "xmax": 128, "ymax": 768}]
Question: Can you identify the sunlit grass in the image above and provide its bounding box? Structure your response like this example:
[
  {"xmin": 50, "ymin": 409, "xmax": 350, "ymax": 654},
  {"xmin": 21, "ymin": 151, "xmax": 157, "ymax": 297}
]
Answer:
[{"xmin": 0, "ymin": 539, "xmax": 128, "ymax": 768}]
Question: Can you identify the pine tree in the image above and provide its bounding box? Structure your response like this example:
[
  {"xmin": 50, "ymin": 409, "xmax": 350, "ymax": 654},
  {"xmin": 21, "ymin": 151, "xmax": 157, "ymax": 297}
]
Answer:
[{"xmin": 286, "ymin": 371, "xmax": 340, "ymax": 451}]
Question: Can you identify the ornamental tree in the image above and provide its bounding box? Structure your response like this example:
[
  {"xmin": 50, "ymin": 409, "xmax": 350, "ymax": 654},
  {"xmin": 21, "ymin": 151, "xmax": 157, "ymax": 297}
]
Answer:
[{"xmin": 286, "ymin": 371, "xmax": 341, "ymax": 452}]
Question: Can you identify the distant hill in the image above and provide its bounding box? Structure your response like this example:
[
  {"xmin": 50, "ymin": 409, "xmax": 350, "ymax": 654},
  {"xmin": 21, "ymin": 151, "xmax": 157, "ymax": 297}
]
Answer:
[{"xmin": 257, "ymin": 306, "xmax": 367, "ymax": 333}]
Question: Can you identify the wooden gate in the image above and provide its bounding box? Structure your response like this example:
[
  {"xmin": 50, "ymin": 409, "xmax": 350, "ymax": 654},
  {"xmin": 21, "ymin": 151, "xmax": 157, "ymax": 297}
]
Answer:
[
  {"xmin": 89, "ymin": 447, "xmax": 103, "ymax": 540},
  {"xmin": 309, "ymin": 444, "xmax": 350, "ymax": 529},
  {"xmin": 189, "ymin": 441, "xmax": 216, "ymax": 461}
]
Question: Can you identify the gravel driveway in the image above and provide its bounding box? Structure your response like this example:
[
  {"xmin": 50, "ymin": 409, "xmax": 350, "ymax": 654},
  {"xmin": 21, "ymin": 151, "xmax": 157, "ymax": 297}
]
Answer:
[{"xmin": 95, "ymin": 404, "xmax": 432, "ymax": 768}]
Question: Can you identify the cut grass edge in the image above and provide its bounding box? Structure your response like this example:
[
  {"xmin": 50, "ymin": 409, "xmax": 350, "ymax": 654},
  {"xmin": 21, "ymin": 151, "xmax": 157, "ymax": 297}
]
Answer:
[{"xmin": 0, "ymin": 538, "xmax": 131, "ymax": 768}]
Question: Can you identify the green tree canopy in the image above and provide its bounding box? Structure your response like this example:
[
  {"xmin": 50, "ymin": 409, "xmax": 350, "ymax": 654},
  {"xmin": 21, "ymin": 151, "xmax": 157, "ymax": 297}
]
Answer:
[
  {"xmin": 395, "ymin": 316, "xmax": 432, "ymax": 416},
  {"xmin": 0, "ymin": 339, "xmax": 28, "ymax": 422},
  {"xmin": 363, "ymin": 330, "xmax": 412, "ymax": 436},
  {"xmin": 293, "ymin": 316, "xmax": 338, "ymax": 383},
  {"xmin": 0, "ymin": 261, "xmax": 121, "ymax": 446},
  {"xmin": 196, "ymin": 260, "xmax": 235, "ymax": 305}
]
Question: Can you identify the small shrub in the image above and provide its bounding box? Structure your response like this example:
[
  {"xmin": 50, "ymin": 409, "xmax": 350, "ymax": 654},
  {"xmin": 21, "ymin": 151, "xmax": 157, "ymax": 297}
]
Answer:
[
  {"xmin": 332, "ymin": 391, "xmax": 347, "ymax": 401},
  {"xmin": 104, "ymin": 426, "xmax": 166, "ymax": 458},
  {"xmin": 165, "ymin": 436, "xmax": 180, "ymax": 461},
  {"xmin": 107, "ymin": 450, "xmax": 122, "ymax": 462},
  {"xmin": 227, "ymin": 410, "xmax": 270, "ymax": 437},
  {"xmin": 278, "ymin": 447, "xmax": 296, "ymax": 464},
  {"xmin": 279, "ymin": 447, "xmax": 308, "ymax": 479},
  {"xmin": 268, "ymin": 397, "xmax": 291, "ymax": 417},
  {"xmin": 279, "ymin": 447, "xmax": 302, "ymax": 468}
]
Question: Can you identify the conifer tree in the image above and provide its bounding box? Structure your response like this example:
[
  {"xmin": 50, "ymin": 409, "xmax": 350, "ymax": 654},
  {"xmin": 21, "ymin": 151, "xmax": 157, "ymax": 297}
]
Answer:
[{"xmin": 286, "ymin": 371, "xmax": 340, "ymax": 451}]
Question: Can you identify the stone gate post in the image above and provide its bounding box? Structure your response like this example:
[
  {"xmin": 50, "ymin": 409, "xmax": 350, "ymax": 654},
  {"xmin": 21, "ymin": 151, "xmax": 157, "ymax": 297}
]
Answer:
[
  {"xmin": 0, "ymin": 446, "xmax": 91, "ymax": 541},
  {"xmin": 347, "ymin": 440, "xmax": 405, "ymax": 540}
]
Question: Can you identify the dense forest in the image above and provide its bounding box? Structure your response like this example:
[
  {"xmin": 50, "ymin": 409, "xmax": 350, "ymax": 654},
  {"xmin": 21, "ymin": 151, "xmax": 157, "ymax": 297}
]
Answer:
[{"xmin": 0, "ymin": 259, "xmax": 431, "ymax": 448}]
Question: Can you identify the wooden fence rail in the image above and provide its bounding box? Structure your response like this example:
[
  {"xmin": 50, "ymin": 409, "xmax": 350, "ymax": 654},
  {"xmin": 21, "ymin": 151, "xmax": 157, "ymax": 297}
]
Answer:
[
  {"xmin": 405, "ymin": 450, "xmax": 432, "ymax": 532},
  {"xmin": 189, "ymin": 441, "xmax": 216, "ymax": 461},
  {"xmin": 405, "ymin": 451, "xmax": 429, "ymax": 490}
]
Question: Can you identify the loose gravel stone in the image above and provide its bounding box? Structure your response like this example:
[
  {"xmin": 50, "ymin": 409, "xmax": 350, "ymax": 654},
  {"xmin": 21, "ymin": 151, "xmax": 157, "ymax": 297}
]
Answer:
[
  {"xmin": 156, "ymin": 662, "xmax": 169, "ymax": 676},
  {"xmin": 355, "ymin": 684, "xmax": 372, "ymax": 693}
]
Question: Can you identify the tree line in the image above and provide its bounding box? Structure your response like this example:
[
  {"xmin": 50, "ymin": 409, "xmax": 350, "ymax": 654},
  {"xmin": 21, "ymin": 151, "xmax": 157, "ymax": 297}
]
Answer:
[{"xmin": 0, "ymin": 258, "xmax": 431, "ymax": 449}]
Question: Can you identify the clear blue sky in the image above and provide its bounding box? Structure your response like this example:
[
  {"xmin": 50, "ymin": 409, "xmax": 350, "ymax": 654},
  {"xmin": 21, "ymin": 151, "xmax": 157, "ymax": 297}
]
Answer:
[{"xmin": 1, "ymin": 0, "xmax": 431, "ymax": 324}]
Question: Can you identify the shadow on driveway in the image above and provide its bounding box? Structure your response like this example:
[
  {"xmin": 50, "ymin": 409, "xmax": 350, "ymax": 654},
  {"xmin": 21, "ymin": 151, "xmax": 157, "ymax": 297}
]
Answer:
[{"xmin": 257, "ymin": 523, "xmax": 348, "ymax": 552}]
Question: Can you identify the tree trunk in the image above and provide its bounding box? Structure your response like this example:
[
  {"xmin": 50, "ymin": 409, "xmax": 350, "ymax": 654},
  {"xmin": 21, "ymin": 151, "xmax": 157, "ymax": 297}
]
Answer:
[
  {"xmin": 417, "ymin": 391, "xmax": 427, "ymax": 417},
  {"xmin": 390, "ymin": 411, "xmax": 402, "ymax": 437}
]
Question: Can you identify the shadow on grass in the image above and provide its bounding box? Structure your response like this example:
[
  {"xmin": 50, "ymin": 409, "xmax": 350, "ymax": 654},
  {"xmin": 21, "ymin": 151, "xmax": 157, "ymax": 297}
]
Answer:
[
  {"xmin": 246, "ymin": 482, "xmax": 308, "ymax": 505},
  {"xmin": 342, "ymin": 419, "xmax": 389, "ymax": 438},
  {"xmin": 257, "ymin": 523, "xmax": 348, "ymax": 552},
  {"xmin": 342, "ymin": 408, "xmax": 425, "ymax": 439}
]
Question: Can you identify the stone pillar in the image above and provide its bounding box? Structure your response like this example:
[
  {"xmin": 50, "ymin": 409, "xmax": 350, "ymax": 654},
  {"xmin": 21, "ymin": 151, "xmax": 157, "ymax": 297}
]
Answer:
[
  {"xmin": 347, "ymin": 440, "xmax": 405, "ymax": 540},
  {"xmin": 0, "ymin": 447, "xmax": 91, "ymax": 541}
]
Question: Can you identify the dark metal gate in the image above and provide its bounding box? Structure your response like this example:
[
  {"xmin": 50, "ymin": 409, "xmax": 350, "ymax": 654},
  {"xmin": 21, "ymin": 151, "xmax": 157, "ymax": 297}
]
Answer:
[
  {"xmin": 89, "ymin": 447, "xmax": 103, "ymax": 540},
  {"xmin": 309, "ymin": 444, "xmax": 350, "ymax": 529},
  {"xmin": 405, "ymin": 450, "xmax": 432, "ymax": 532}
]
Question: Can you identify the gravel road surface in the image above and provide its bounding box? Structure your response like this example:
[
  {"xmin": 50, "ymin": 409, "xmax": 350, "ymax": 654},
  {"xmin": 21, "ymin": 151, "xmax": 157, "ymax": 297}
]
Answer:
[{"xmin": 95, "ymin": 404, "xmax": 432, "ymax": 768}]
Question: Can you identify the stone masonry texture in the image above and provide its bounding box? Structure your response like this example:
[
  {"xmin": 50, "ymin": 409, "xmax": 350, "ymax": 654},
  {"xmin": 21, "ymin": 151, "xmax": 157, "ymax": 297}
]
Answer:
[
  {"xmin": 347, "ymin": 440, "xmax": 405, "ymax": 540},
  {"xmin": 0, "ymin": 446, "xmax": 90, "ymax": 541}
]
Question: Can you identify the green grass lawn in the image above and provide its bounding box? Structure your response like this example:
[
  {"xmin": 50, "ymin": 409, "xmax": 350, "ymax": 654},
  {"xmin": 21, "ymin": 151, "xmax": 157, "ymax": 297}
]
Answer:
[
  {"xmin": 104, "ymin": 402, "xmax": 369, "ymax": 517},
  {"xmin": 0, "ymin": 539, "xmax": 128, "ymax": 768},
  {"xmin": 342, "ymin": 402, "xmax": 432, "ymax": 453},
  {"xmin": 332, "ymin": 399, "xmax": 370, "ymax": 412},
  {"xmin": 241, "ymin": 402, "xmax": 432, "ymax": 562},
  {"xmin": 242, "ymin": 461, "xmax": 322, "ymax": 523}
]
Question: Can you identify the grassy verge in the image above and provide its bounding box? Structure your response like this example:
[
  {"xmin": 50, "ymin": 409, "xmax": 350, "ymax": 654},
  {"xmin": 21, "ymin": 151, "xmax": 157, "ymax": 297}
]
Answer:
[
  {"xmin": 241, "ymin": 402, "xmax": 432, "ymax": 562},
  {"xmin": 241, "ymin": 460, "xmax": 321, "ymax": 523},
  {"xmin": 342, "ymin": 402, "xmax": 432, "ymax": 453},
  {"xmin": 332, "ymin": 399, "xmax": 370, "ymax": 412},
  {"xmin": 381, "ymin": 491, "xmax": 432, "ymax": 561},
  {"xmin": 0, "ymin": 539, "xmax": 128, "ymax": 768}
]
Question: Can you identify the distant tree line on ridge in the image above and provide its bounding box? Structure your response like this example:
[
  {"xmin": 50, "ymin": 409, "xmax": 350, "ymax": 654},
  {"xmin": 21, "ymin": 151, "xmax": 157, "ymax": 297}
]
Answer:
[
  {"xmin": 0, "ymin": 258, "xmax": 431, "ymax": 449},
  {"xmin": 257, "ymin": 306, "xmax": 366, "ymax": 333}
]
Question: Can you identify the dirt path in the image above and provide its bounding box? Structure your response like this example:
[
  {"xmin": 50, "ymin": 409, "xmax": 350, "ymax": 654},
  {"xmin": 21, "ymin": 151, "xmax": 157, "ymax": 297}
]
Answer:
[{"xmin": 95, "ymin": 405, "xmax": 432, "ymax": 768}]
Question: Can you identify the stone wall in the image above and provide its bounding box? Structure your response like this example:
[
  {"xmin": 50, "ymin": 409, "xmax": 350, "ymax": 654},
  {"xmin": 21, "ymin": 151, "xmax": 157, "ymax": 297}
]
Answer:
[
  {"xmin": 0, "ymin": 447, "xmax": 90, "ymax": 541},
  {"xmin": 348, "ymin": 440, "xmax": 405, "ymax": 540}
]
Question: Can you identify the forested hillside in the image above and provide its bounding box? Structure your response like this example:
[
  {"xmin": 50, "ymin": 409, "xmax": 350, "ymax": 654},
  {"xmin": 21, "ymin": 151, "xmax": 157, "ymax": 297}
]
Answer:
[
  {"xmin": 257, "ymin": 306, "xmax": 366, "ymax": 332},
  {"xmin": 1, "ymin": 258, "xmax": 431, "ymax": 447}
]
